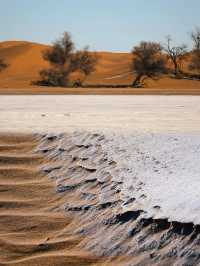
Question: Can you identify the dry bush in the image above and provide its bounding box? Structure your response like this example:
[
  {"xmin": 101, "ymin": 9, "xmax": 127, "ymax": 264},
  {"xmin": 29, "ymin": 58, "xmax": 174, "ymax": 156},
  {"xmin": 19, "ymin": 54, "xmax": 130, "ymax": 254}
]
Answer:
[
  {"xmin": 39, "ymin": 68, "xmax": 71, "ymax": 87},
  {"xmin": 37, "ymin": 32, "xmax": 97, "ymax": 87},
  {"xmin": 164, "ymin": 36, "xmax": 187, "ymax": 77},
  {"xmin": 131, "ymin": 42, "xmax": 166, "ymax": 87},
  {"xmin": 0, "ymin": 59, "xmax": 7, "ymax": 72},
  {"xmin": 71, "ymin": 47, "xmax": 98, "ymax": 86}
]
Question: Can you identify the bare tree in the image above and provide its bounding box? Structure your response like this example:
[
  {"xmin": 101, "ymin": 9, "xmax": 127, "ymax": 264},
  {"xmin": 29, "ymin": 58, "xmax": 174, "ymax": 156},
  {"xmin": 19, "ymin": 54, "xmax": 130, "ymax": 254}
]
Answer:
[
  {"xmin": 71, "ymin": 47, "xmax": 98, "ymax": 86},
  {"xmin": 43, "ymin": 32, "xmax": 74, "ymax": 68},
  {"xmin": 0, "ymin": 59, "xmax": 7, "ymax": 73},
  {"xmin": 189, "ymin": 28, "xmax": 200, "ymax": 75},
  {"xmin": 164, "ymin": 36, "xmax": 187, "ymax": 76},
  {"xmin": 189, "ymin": 51, "xmax": 200, "ymax": 75},
  {"xmin": 39, "ymin": 32, "xmax": 74, "ymax": 86},
  {"xmin": 191, "ymin": 27, "xmax": 200, "ymax": 50},
  {"xmin": 38, "ymin": 32, "xmax": 97, "ymax": 87},
  {"xmin": 131, "ymin": 41, "xmax": 166, "ymax": 87}
]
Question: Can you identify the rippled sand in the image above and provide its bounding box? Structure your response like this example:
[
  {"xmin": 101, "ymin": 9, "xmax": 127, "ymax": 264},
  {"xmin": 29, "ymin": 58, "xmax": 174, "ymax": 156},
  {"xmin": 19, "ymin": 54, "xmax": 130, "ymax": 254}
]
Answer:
[
  {"xmin": 0, "ymin": 134, "xmax": 107, "ymax": 265},
  {"xmin": 1, "ymin": 96, "xmax": 200, "ymax": 265}
]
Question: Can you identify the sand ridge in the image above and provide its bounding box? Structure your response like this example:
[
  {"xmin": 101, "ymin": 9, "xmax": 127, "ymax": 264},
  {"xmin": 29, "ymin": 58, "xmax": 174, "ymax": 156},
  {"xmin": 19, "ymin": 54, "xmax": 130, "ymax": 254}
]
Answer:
[{"xmin": 0, "ymin": 134, "xmax": 106, "ymax": 266}]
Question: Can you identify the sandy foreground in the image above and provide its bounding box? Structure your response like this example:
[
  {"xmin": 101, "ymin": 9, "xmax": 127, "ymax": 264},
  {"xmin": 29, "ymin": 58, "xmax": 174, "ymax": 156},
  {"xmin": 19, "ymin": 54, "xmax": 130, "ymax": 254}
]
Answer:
[
  {"xmin": 0, "ymin": 134, "xmax": 101, "ymax": 266},
  {"xmin": 1, "ymin": 95, "xmax": 200, "ymax": 265}
]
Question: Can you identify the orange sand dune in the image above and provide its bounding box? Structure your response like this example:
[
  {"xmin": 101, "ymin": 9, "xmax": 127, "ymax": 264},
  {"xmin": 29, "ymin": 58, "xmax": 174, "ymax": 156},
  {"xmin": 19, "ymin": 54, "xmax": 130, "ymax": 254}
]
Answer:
[
  {"xmin": 0, "ymin": 41, "xmax": 132, "ymax": 89},
  {"xmin": 0, "ymin": 40, "xmax": 200, "ymax": 93},
  {"xmin": 0, "ymin": 41, "xmax": 49, "ymax": 88}
]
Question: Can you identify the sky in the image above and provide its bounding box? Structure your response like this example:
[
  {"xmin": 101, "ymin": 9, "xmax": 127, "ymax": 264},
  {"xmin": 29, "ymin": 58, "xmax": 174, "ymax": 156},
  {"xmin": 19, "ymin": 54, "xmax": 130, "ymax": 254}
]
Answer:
[{"xmin": 0, "ymin": 0, "xmax": 200, "ymax": 51}]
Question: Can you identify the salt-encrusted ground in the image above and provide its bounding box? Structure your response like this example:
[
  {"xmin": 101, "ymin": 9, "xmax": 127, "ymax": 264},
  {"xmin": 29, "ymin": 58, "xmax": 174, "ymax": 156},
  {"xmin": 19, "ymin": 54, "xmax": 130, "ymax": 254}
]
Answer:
[
  {"xmin": 1, "ymin": 95, "xmax": 200, "ymax": 224},
  {"xmin": 1, "ymin": 95, "xmax": 200, "ymax": 265},
  {"xmin": 37, "ymin": 131, "xmax": 200, "ymax": 265},
  {"xmin": 0, "ymin": 95, "xmax": 200, "ymax": 132},
  {"xmin": 99, "ymin": 132, "xmax": 200, "ymax": 224}
]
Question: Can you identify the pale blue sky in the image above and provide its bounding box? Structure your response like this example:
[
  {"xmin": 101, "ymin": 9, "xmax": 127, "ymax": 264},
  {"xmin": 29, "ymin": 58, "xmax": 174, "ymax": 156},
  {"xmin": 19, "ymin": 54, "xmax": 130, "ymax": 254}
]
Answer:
[{"xmin": 0, "ymin": 0, "xmax": 199, "ymax": 51}]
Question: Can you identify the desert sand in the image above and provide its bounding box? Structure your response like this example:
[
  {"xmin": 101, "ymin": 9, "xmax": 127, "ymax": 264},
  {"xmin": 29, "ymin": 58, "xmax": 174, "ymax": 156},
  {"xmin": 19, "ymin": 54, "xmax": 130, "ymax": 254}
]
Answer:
[
  {"xmin": 1, "ymin": 95, "xmax": 200, "ymax": 265},
  {"xmin": 1, "ymin": 41, "xmax": 200, "ymax": 94},
  {"xmin": 0, "ymin": 134, "xmax": 106, "ymax": 265}
]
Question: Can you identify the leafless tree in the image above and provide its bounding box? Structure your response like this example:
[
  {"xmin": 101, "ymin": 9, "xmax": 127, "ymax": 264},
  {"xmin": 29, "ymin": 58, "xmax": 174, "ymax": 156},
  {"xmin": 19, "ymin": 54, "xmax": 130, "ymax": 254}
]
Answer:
[
  {"xmin": 43, "ymin": 32, "xmax": 74, "ymax": 68},
  {"xmin": 189, "ymin": 28, "xmax": 200, "ymax": 75},
  {"xmin": 0, "ymin": 59, "xmax": 7, "ymax": 72},
  {"xmin": 164, "ymin": 36, "xmax": 187, "ymax": 76},
  {"xmin": 71, "ymin": 47, "xmax": 98, "ymax": 86},
  {"xmin": 189, "ymin": 51, "xmax": 200, "ymax": 75},
  {"xmin": 38, "ymin": 32, "xmax": 97, "ymax": 87},
  {"xmin": 191, "ymin": 27, "xmax": 200, "ymax": 50},
  {"xmin": 131, "ymin": 41, "xmax": 166, "ymax": 87}
]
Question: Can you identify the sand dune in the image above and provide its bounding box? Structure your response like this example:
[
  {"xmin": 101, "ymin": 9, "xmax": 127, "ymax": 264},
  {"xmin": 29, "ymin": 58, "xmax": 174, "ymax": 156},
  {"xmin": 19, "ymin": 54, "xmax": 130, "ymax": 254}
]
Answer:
[
  {"xmin": 0, "ymin": 41, "xmax": 132, "ymax": 89},
  {"xmin": 0, "ymin": 41, "xmax": 49, "ymax": 89},
  {"xmin": 1, "ymin": 41, "xmax": 200, "ymax": 93}
]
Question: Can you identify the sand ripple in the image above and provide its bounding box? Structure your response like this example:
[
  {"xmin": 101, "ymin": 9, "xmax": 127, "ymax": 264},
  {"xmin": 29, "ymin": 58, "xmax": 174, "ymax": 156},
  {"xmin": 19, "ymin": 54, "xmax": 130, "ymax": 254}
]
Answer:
[{"xmin": 0, "ymin": 134, "xmax": 102, "ymax": 266}]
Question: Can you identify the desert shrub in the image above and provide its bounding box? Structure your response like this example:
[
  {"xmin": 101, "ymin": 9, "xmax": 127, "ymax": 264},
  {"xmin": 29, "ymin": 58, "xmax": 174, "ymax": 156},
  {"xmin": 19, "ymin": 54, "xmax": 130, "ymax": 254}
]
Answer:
[
  {"xmin": 131, "ymin": 41, "xmax": 166, "ymax": 87},
  {"xmin": 37, "ymin": 32, "xmax": 97, "ymax": 87},
  {"xmin": 0, "ymin": 59, "xmax": 7, "ymax": 72},
  {"xmin": 71, "ymin": 47, "xmax": 98, "ymax": 86},
  {"xmin": 38, "ymin": 68, "xmax": 71, "ymax": 87}
]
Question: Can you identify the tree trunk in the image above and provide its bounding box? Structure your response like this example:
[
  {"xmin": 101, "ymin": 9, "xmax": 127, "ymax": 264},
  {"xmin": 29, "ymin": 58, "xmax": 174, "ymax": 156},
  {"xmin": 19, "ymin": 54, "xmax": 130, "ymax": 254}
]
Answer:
[
  {"xmin": 174, "ymin": 61, "xmax": 178, "ymax": 76},
  {"xmin": 132, "ymin": 74, "xmax": 143, "ymax": 87}
]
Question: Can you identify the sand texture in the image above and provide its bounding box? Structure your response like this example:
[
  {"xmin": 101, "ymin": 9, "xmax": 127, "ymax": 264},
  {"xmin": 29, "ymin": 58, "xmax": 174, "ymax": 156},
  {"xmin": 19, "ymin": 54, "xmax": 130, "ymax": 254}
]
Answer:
[
  {"xmin": 0, "ymin": 134, "xmax": 105, "ymax": 266},
  {"xmin": 2, "ymin": 132, "xmax": 200, "ymax": 266},
  {"xmin": 1, "ymin": 95, "xmax": 200, "ymax": 265}
]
